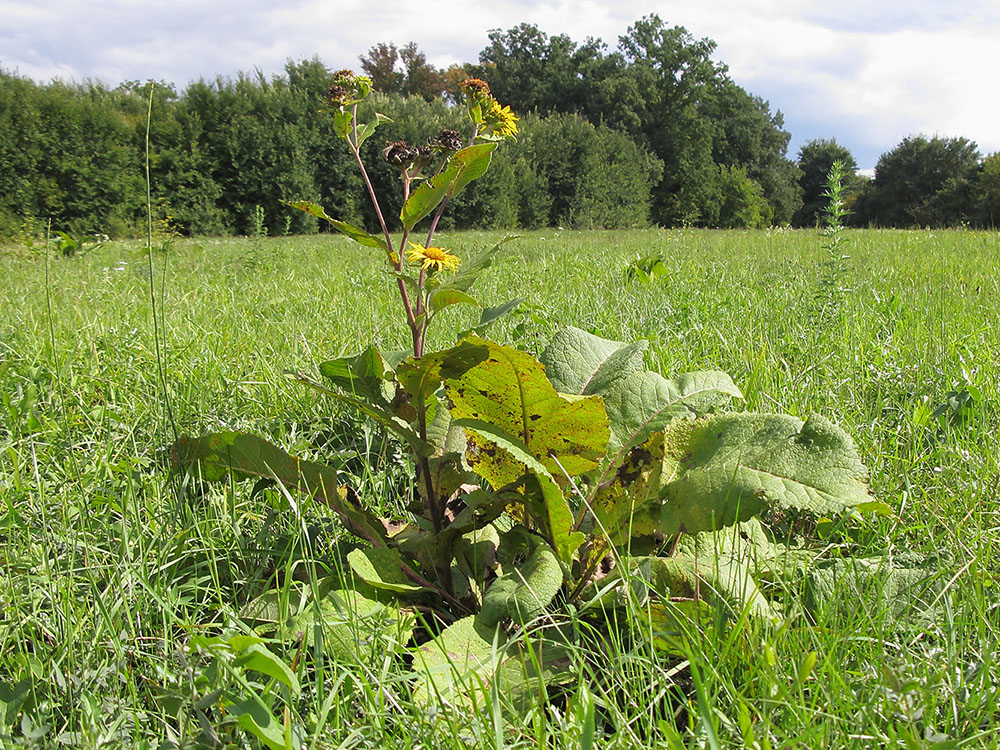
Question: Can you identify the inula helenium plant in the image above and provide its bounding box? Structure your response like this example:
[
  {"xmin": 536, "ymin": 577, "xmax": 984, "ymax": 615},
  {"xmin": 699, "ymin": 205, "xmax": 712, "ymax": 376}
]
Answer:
[{"xmin": 173, "ymin": 72, "xmax": 873, "ymax": 733}]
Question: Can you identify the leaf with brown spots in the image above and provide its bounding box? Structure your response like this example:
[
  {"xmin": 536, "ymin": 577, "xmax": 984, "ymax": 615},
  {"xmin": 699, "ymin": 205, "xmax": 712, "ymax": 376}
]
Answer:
[{"xmin": 443, "ymin": 335, "xmax": 609, "ymax": 488}]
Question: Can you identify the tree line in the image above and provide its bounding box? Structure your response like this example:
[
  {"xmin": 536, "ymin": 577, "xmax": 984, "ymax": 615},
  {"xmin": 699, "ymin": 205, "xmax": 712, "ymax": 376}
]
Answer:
[{"xmin": 1, "ymin": 15, "xmax": 998, "ymax": 239}]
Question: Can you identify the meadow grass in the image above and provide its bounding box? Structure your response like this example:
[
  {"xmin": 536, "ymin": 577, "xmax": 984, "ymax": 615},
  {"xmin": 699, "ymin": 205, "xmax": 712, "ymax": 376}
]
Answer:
[{"xmin": 1, "ymin": 228, "xmax": 998, "ymax": 747}]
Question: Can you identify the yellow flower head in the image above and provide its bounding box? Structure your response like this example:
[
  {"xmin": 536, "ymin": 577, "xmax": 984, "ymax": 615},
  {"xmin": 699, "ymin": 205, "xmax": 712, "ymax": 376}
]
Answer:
[
  {"xmin": 487, "ymin": 99, "xmax": 519, "ymax": 139},
  {"xmin": 405, "ymin": 242, "xmax": 461, "ymax": 273}
]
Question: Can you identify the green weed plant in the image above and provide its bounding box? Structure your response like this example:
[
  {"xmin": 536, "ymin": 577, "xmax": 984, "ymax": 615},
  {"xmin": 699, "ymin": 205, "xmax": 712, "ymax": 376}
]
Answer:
[{"xmin": 173, "ymin": 73, "xmax": 891, "ymax": 742}]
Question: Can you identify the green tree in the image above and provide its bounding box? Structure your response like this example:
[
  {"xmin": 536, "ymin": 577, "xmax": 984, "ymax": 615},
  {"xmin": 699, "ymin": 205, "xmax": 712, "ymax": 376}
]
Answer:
[
  {"xmin": 858, "ymin": 135, "xmax": 981, "ymax": 227},
  {"xmin": 514, "ymin": 113, "xmax": 661, "ymax": 229},
  {"xmin": 714, "ymin": 165, "xmax": 771, "ymax": 229},
  {"xmin": 474, "ymin": 17, "xmax": 798, "ymax": 226},
  {"xmin": 704, "ymin": 80, "xmax": 800, "ymax": 225},
  {"xmin": 794, "ymin": 138, "xmax": 860, "ymax": 227},
  {"xmin": 359, "ymin": 42, "xmax": 445, "ymax": 102},
  {"xmin": 0, "ymin": 73, "xmax": 145, "ymax": 237},
  {"xmin": 359, "ymin": 43, "xmax": 404, "ymax": 93},
  {"xmin": 972, "ymin": 153, "xmax": 1000, "ymax": 228},
  {"xmin": 475, "ymin": 24, "xmax": 609, "ymax": 115}
]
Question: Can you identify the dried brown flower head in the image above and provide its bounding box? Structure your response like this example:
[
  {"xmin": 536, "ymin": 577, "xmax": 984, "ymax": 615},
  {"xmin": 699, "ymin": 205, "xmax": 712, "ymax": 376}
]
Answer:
[
  {"xmin": 383, "ymin": 140, "xmax": 418, "ymax": 167},
  {"xmin": 460, "ymin": 78, "xmax": 490, "ymax": 96},
  {"xmin": 430, "ymin": 129, "xmax": 463, "ymax": 152},
  {"xmin": 326, "ymin": 85, "xmax": 350, "ymax": 106}
]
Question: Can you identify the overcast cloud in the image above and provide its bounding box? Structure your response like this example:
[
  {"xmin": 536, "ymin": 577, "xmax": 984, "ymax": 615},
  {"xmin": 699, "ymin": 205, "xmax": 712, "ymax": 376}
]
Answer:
[{"xmin": 2, "ymin": 0, "xmax": 998, "ymax": 169}]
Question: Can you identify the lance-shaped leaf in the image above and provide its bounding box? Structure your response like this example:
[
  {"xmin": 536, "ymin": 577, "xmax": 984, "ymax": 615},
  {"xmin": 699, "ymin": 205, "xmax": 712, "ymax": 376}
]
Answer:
[
  {"xmin": 233, "ymin": 643, "xmax": 300, "ymax": 695},
  {"xmin": 447, "ymin": 142, "xmax": 497, "ymax": 197},
  {"xmin": 318, "ymin": 344, "xmax": 390, "ymax": 407},
  {"xmin": 230, "ymin": 694, "xmax": 286, "ymax": 750},
  {"xmin": 347, "ymin": 547, "xmax": 427, "ymax": 594},
  {"xmin": 601, "ymin": 369, "xmax": 743, "ymax": 455},
  {"xmin": 472, "ymin": 298, "xmax": 523, "ymax": 333},
  {"xmin": 400, "ymin": 162, "xmax": 460, "ymax": 231},
  {"xmin": 354, "ymin": 111, "xmax": 392, "ymax": 148},
  {"xmin": 540, "ymin": 326, "xmax": 649, "ymax": 396},
  {"xmin": 443, "ymin": 336, "xmax": 609, "ymax": 483},
  {"xmin": 400, "ymin": 143, "xmax": 497, "ymax": 231},
  {"xmin": 171, "ymin": 431, "xmax": 387, "ymax": 546},
  {"xmin": 437, "ymin": 236, "xmax": 517, "ymax": 296},
  {"xmin": 284, "ymin": 200, "xmax": 387, "ymax": 249},
  {"xmin": 631, "ymin": 413, "xmax": 870, "ymax": 539},
  {"xmin": 287, "ymin": 371, "xmax": 430, "ymax": 454},
  {"xmin": 425, "ymin": 398, "xmax": 467, "ymax": 456},
  {"xmin": 428, "ymin": 288, "xmax": 479, "ymax": 315},
  {"xmin": 480, "ymin": 537, "xmax": 562, "ymax": 627}
]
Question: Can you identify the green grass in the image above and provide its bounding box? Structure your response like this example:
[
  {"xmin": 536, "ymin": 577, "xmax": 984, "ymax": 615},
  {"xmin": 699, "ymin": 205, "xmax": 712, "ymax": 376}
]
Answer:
[{"xmin": 1, "ymin": 228, "xmax": 999, "ymax": 747}]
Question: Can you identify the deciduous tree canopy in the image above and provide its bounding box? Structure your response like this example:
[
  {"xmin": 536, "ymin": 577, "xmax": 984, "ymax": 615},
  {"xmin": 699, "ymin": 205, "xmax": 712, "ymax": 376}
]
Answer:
[{"xmin": 2, "ymin": 23, "xmax": 995, "ymax": 238}]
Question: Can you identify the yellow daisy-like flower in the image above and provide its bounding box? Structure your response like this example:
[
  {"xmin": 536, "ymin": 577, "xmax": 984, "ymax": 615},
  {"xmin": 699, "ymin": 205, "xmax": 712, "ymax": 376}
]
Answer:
[
  {"xmin": 405, "ymin": 242, "xmax": 461, "ymax": 273},
  {"xmin": 488, "ymin": 99, "xmax": 519, "ymax": 139}
]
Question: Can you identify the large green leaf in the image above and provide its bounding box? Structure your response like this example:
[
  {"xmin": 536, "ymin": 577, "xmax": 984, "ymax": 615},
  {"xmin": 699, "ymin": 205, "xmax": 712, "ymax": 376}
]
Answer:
[
  {"xmin": 480, "ymin": 537, "xmax": 562, "ymax": 627},
  {"xmin": 395, "ymin": 340, "xmax": 490, "ymax": 403},
  {"xmin": 601, "ymin": 369, "xmax": 743, "ymax": 455},
  {"xmin": 411, "ymin": 615, "xmax": 506, "ymax": 707},
  {"xmin": 632, "ymin": 413, "xmax": 871, "ymax": 539},
  {"xmin": 318, "ymin": 344, "xmax": 390, "ymax": 407},
  {"xmin": 454, "ymin": 419, "xmax": 583, "ymax": 564},
  {"xmin": 444, "ymin": 336, "xmax": 609, "ymax": 483},
  {"xmin": 616, "ymin": 554, "xmax": 778, "ymax": 621},
  {"xmin": 281, "ymin": 586, "xmax": 416, "ymax": 663},
  {"xmin": 347, "ymin": 547, "xmax": 426, "ymax": 594},
  {"xmin": 284, "ymin": 200, "xmax": 386, "ymax": 249},
  {"xmin": 414, "ymin": 617, "xmax": 586, "ymax": 715},
  {"xmin": 590, "ymin": 432, "xmax": 668, "ymax": 548},
  {"xmin": 539, "ymin": 327, "xmax": 649, "ymax": 396},
  {"xmin": 804, "ymin": 555, "xmax": 946, "ymax": 625},
  {"xmin": 171, "ymin": 432, "xmax": 387, "ymax": 546}
]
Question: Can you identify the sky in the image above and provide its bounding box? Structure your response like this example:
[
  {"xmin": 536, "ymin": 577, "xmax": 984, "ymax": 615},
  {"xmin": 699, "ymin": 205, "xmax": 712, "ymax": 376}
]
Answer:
[{"xmin": 3, "ymin": 0, "xmax": 999, "ymax": 171}]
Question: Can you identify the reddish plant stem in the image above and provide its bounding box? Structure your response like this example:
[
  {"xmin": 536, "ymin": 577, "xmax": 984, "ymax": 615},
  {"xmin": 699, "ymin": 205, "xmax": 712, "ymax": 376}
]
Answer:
[{"xmin": 348, "ymin": 106, "xmax": 418, "ymax": 343}]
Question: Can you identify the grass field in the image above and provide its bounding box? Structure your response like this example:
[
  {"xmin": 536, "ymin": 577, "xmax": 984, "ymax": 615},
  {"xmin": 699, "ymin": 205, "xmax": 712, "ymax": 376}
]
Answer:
[{"xmin": 1, "ymin": 228, "xmax": 999, "ymax": 748}]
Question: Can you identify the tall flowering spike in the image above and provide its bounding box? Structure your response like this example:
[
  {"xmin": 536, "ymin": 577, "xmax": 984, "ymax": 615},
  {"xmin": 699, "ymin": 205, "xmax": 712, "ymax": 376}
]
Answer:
[{"xmin": 406, "ymin": 243, "xmax": 461, "ymax": 273}]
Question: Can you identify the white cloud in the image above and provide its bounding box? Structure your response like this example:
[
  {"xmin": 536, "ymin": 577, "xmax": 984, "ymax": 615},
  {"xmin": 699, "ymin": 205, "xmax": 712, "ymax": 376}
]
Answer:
[{"xmin": 2, "ymin": 0, "xmax": 998, "ymax": 168}]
